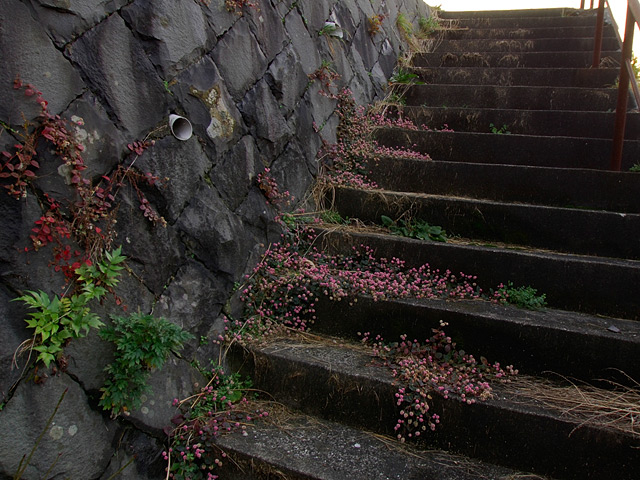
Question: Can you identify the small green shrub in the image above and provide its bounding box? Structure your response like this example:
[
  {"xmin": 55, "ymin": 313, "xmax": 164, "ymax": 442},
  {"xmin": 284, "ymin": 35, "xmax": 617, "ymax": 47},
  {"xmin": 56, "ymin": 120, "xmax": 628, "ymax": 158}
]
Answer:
[
  {"xmin": 489, "ymin": 123, "xmax": 511, "ymax": 134},
  {"xmin": 418, "ymin": 15, "xmax": 441, "ymax": 36},
  {"xmin": 396, "ymin": 13, "xmax": 414, "ymax": 38},
  {"xmin": 389, "ymin": 68, "xmax": 425, "ymax": 85},
  {"xmin": 629, "ymin": 162, "xmax": 640, "ymax": 172},
  {"xmin": 494, "ymin": 282, "xmax": 547, "ymax": 310},
  {"xmin": 320, "ymin": 209, "xmax": 347, "ymax": 224},
  {"xmin": 99, "ymin": 312, "xmax": 193, "ymax": 415},
  {"xmin": 381, "ymin": 215, "xmax": 447, "ymax": 242}
]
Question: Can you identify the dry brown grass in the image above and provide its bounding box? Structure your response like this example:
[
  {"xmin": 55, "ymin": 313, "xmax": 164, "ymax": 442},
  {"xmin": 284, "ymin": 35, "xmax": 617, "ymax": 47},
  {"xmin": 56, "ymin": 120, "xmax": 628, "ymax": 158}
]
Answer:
[{"xmin": 510, "ymin": 373, "xmax": 640, "ymax": 438}]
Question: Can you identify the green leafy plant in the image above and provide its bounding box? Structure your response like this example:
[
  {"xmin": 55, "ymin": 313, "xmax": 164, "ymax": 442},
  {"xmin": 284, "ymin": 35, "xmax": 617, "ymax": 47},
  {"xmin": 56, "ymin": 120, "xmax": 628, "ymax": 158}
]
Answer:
[
  {"xmin": 489, "ymin": 123, "xmax": 511, "ymax": 134},
  {"xmin": 629, "ymin": 162, "xmax": 640, "ymax": 172},
  {"xmin": 99, "ymin": 312, "xmax": 193, "ymax": 415},
  {"xmin": 386, "ymin": 92, "xmax": 407, "ymax": 105},
  {"xmin": 493, "ymin": 282, "xmax": 547, "ymax": 310},
  {"xmin": 418, "ymin": 15, "xmax": 441, "ymax": 36},
  {"xmin": 389, "ymin": 68, "xmax": 425, "ymax": 85},
  {"xmin": 318, "ymin": 22, "xmax": 340, "ymax": 37},
  {"xmin": 14, "ymin": 247, "xmax": 126, "ymax": 367},
  {"xmin": 396, "ymin": 13, "xmax": 414, "ymax": 39},
  {"xmin": 381, "ymin": 215, "xmax": 447, "ymax": 242},
  {"xmin": 320, "ymin": 209, "xmax": 347, "ymax": 224}
]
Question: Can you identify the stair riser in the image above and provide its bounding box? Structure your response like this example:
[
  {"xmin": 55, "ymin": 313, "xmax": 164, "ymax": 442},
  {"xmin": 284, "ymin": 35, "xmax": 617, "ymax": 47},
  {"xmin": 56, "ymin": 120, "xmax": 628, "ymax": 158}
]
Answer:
[
  {"xmin": 366, "ymin": 158, "xmax": 640, "ymax": 213},
  {"xmin": 331, "ymin": 188, "xmax": 640, "ymax": 260},
  {"xmin": 441, "ymin": 25, "xmax": 617, "ymax": 40},
  {"xmin": 230, "ymin": 345, "xmax": 640, "ymax": 480},
  {"xmin": 374, "ymin": 129, "xmax": 640, "ymax": 171},
  {"xmin": 439, "ymin": 8, "xmax": 588, "ymax": 19},
  {"xmin": 413, "ymin": 51, "xmax": 621, "ymax": 69},
  {"xmin": 432, "ymin": 37, "xmax": 619, "ymax": 53},
  {"xmin": 450, "ymin": 16, "xmax": 601, "ymax": 29},
  {"xmin": 413, "ymin": 66, "xmax": 619, "ymax": 88},
  {"xmin": 318, "ymin": 230, "xmax": 640, "ymax": 320},
  {"xmin": 402, "ymin": 84, "xmax": 623, "ymax": 111},
  {"xmin": 311, "ymin": 296, "xmax": 640, "ymax": 383},
  {"xmin": 386, "ymin": 106, "xmax": 638, "ymax": 139}
]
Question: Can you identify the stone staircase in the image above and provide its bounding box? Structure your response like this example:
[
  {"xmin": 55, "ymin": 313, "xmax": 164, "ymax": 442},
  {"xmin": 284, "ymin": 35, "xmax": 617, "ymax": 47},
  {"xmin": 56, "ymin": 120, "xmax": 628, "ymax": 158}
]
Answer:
[{"xmin": 219, "ymin": 8, "xmax": 640, "ymax": 479}]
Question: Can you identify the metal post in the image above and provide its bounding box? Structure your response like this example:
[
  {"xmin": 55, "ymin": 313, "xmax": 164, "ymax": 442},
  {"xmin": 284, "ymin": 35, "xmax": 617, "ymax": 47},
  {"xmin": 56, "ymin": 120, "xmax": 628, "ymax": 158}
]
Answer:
[
  {"xmin": 610, "ymin": 6, "xmax": 635, "ymax": 171},
  {"xmin": 580, "ymin": 0, "xmax": 586, "ymax": 8},
  {"xmin": 592, "ymin": 0, "xmax": 606, "ymax": 67}
]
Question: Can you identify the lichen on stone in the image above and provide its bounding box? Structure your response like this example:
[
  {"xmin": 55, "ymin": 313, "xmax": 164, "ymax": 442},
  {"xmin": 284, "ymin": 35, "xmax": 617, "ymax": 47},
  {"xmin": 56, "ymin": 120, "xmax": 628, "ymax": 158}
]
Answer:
[{"xmin": 189, "ymin": 85, "xmax": 235, "ymax": 140}]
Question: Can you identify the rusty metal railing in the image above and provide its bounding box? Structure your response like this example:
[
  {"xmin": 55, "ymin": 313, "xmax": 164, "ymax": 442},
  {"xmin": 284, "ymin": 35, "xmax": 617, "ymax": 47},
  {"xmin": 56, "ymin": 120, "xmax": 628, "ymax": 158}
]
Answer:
[{"xmin": 586, "ymin": 0, "xmax": 640, "ymax": 170}]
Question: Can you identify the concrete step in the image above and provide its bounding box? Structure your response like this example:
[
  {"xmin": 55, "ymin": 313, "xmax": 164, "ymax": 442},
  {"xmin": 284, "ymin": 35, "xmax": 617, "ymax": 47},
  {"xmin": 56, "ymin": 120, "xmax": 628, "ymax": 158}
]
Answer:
[
  {"xmin": 385, "ymin": 105, "xmax": 639, "ymax": 138},
  {"xmin": 330, "ymin": 187, "xmax": 640, "ymax": 260},
  {"xmin": 365, "ymin": 157, "xmax": 640, "ymax": 214},
  {"xmin": 230, "ymin": 338, "xmax": 640, "ymax": 479},
  {"xmin": 441, "ymin": 25, "xmax": 617, "ymax": 40},
  {"xmin": 402, "ymin": 84, "xmax": 628, "ymax": 111},
  {"xmin": 413, "ymin": 50, "xmax": 621, "ymax": 69},
  {"xmin": 311, "ymin": 295, "xmax": 640, "ymax": 383},
  {"xmin": 432, "ymin": 37, "xmax": 619, "ymax": 53},
  {"xmin": 215, "ymin": 410, "xmax": 523, "ymax": 479},
  {"xmin": 411, "ymin": 66, "xmax": 619, "ymax": 87},
  {"xmin": 317, "ymin": 228, "xmax": 640, "ymax": 320},
  {"xmin": 439, "ymin": 8, "xmax": 588, "ymax": 19},
  {"xmin": 446, "ymin": 15, "xmax": 600, "ymax": 29},
  {"xmin": 373, "ymin": 129, "xmax": 640, "ymax": 170}
]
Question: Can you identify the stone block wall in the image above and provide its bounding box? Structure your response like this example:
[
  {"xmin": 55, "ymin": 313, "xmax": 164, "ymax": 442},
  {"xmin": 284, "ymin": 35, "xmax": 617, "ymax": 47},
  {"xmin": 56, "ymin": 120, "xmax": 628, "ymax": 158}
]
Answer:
[{"xmin": 0, "ymin": 0, "xmax": 430, "ymax": 477}]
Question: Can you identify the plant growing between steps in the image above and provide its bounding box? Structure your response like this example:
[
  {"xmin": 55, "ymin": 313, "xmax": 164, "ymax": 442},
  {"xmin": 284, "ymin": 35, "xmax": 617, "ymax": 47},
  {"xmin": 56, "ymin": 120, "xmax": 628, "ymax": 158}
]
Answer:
[
  {"xmin": 493, "ymin": 282, "xmax": 547, "ymax": 310},
  {"xmin": 489, "ymin": 123, "xmax": 511, "ymax": 134},
  {"xmin": 165, "ymin": 366, "xmax": 268, "ymax": 480},
  {"xmin": 389, "ymin": 68, "xmax": 425, "ymax": 86},
  {"xmin": 381, "ymin": 215, "xmax": 447, "ymax": 242},
  {"xmin": 361, "ymin": 322, "xmax": 517, "ymax": 442},
  {"xmin": 317, "ymin": 89, "xmax": 431, "ymax": 190}
]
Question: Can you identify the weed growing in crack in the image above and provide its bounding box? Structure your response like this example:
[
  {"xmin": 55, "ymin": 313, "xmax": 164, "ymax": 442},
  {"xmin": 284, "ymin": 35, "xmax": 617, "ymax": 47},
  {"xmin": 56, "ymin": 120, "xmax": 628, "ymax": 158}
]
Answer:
[
  {"xmin": 2, "ymin": 77, "xmax": 165, "ymax": 278},
  {"xmin": 318, "ymin": 89, "xmax": 431, "ymax": 190},
  {"xmin": 381, "ymin": 215, "xmax": 447, "ymax": 242},
  {"xmin": 223, "ymin": 225, "xmax": 487, "ymax": 344},
  {"xmin": 361, "ymin": 321, "xmax": 517, "ymax": 442},
  {"xmin": 493, "ymin": 282, "xmax": 547, "ymax": 310},
  {"xmin": 368, "ymin": 13, "xmax": 387, "ymax": 36},
  {"xmin": 99, "ymin": 311, "xmax": 193, "ymax": 416},
  {"xmin": 224, "ymin": 0, "xmax": 258, "ymax": 15},
  {"xmin": 14, "ymin": 247, "xmax": 126, "ymax": 368},
  {"xmin": 389, "ymin": 68, "xmax": 425, "ymax": 85},
  {"xmin": 166, "ymin": 366, "xmax": 268, "ymax": 480},
  {"xmin": 489, "ymin": 123, "xmax": 511, "ymax": 134},
  {"xmin": 257, "ymin": 167, "xmax": 292, "ymax": 207}
]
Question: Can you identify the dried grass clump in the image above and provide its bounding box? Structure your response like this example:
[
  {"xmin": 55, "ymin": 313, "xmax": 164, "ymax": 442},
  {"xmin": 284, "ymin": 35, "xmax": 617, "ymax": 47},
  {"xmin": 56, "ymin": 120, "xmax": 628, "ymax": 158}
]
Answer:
[{"xmin": 511, "ymin": 373, "xmax": 640, "ymax": 438}]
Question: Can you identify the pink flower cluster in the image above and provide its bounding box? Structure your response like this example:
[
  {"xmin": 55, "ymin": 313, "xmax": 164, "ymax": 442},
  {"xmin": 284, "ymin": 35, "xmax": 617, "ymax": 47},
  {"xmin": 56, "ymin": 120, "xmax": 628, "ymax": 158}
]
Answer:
[{"xmin": 363, "ymin": 323, "xmax": 517, "ymax": 442}]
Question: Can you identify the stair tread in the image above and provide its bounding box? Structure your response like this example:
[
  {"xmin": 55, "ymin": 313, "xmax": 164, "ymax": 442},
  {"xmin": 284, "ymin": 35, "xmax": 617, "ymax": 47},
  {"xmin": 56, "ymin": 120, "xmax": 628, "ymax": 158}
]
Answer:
[
  {"xmin": 231, "ymin": 336, "xmax": 640, "ymax": 479},
  {"xmin": 374, "ymin": 129, "xmax": 640, "ymax": 170},
  {"xmin": 216, "ymin": 406, "xmax": 527, "ymax": 480},
  {"xmin": 385, "ymin": 105, "xmax": 638, "ymax": 137},
  {"xmin": 311, "ymin": 294, "xmax": 640, "ymax": 380},
  {"xmin": 365, "ymin": 157, "xmax": 640, "ymax": 213},
  {"xmin": 317, "ymin": 228, "xmax": 640, "ymax": 320}
]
